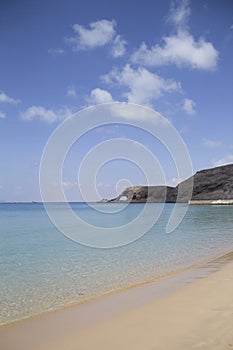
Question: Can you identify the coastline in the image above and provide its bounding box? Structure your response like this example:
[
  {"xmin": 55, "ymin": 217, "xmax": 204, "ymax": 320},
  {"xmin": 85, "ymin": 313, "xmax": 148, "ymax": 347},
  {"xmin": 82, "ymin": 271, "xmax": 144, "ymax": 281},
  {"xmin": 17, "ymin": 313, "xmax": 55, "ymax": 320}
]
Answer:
[
  {"xmin": 1, "ymin": 248, "xmax": 233, "ymax": 327},
  {"xmin": 1, "ymin": 249, "xmax": 233, "ymax": 349},
  {"xmin": 2, "ymin": 202, "xmax": 233, "ymax": 328}
]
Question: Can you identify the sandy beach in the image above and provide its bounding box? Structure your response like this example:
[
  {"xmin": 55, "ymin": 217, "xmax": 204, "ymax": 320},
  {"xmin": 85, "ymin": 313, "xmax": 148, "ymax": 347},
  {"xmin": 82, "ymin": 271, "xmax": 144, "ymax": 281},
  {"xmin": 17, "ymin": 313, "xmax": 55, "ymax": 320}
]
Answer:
[{"xmin": 1, "ymin": 252, "xmax": 233, "ymax": 350}]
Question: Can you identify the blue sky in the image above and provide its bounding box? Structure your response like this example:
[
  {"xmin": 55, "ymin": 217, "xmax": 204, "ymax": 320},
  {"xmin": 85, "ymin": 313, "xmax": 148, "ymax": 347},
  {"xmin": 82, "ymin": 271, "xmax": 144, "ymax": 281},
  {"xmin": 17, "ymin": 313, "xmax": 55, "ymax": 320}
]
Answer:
[{"xmin": 0, "ymin": 0, "xmax": 233, "ymax": 202}]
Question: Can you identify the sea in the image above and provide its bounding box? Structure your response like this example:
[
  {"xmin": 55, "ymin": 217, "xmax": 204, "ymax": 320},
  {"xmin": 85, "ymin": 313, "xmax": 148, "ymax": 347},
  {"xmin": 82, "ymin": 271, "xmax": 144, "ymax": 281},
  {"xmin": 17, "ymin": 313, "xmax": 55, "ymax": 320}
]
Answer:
[{"xmin": 1, "ymin": 202, "xmax": 233, "ymax": 325}]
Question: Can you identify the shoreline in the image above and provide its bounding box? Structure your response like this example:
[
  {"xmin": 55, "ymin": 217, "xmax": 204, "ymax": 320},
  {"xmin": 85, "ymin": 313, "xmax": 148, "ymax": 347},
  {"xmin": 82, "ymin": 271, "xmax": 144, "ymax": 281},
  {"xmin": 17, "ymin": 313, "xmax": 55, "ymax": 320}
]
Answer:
[
  {"xmin": 1, "ymin": 249, "xmax": 233, "ymax": 349},
  {"xmin": 1, "ymin": 248, "xmax": 233, "ymax": 327}
]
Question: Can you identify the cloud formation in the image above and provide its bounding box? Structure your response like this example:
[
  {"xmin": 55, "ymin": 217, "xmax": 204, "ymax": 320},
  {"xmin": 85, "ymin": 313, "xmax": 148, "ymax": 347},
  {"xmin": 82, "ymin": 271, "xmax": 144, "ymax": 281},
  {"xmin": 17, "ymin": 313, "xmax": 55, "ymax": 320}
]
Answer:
[
  {"xmin": 67, "ymin": 19, "xmax": 126, "ymax": 57},
  {"xmin": 167, "ymin": 0, "xmax": 191, "ymax": 28},
  {"xmin": 131, "ymin": 0, "xmax": 218, "ymax": 70},
  {"xmin": 131, "ymin": 30, "xmax": 218, "ymax": 70},
  {"xmin": 89, "ymin": 88, "xmax": 113, "ymax": 104},
  {"xmin": 0, "ymin": 111, "xmax": 6, "ymax": 119},
  {"xmin": 21, "ymin": 106, "xmax": 72, "ymax": 123},
  {"xmin": 0, "ymin": 91, "xmax": 21, "ymax": 104},
  {"xmin": 111, "ymin": 35, "xmax": 127, "ymax": 57},
  {"xmin": 70, "ymin": 19, "xmax": 115, "ymax": 50},
  {"xmin": 103, "ymin": 64, "xmax": 181, "ymax": 105},
  {"xmin": 182, "ymin": 98, "xmax": 196, "ymax": 115}
]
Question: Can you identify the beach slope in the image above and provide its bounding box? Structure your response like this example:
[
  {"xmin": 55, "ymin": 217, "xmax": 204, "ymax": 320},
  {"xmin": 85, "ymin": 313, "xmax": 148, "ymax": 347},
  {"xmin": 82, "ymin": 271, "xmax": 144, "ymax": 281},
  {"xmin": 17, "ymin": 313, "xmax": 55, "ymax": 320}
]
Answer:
[{"xmin": 1, "ymin": 258, "xmax": 233, "ymax": 350}]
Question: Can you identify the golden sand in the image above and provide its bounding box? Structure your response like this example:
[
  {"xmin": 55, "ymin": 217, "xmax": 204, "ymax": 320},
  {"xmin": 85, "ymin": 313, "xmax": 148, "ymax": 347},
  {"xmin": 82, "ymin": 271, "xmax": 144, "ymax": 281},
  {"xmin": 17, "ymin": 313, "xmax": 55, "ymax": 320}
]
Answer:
[{"xmin": 1, "ymin": 254, "xmax": 233, "ymax": 350}]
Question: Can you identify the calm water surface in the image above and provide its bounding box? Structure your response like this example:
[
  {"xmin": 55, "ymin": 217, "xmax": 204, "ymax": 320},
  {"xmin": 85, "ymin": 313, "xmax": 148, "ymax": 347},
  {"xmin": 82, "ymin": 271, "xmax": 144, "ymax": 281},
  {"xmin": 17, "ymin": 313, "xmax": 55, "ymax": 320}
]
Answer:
[{"xmin": 0, "ymin": 202, "xmax": 233, "ymax": 324}]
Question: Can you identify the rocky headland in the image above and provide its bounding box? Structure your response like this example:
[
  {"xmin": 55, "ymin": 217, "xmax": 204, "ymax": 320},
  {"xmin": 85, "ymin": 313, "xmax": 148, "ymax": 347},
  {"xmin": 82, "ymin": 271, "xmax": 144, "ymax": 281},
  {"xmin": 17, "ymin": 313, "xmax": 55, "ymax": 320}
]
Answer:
[{"xmin": 106, "ymin": 164, "xmax": 233, "ymax": 203}]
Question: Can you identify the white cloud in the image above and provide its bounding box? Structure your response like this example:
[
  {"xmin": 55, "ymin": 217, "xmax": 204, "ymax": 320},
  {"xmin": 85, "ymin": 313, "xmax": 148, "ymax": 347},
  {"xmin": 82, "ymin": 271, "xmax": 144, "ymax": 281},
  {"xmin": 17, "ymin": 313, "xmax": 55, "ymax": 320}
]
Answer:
[
  {"xmin": 0, "ymin": 91, "xmax": 21, "ymax": 104},
  {"xmin": 0, "ymin": 111, "xmax": 6, "ymax": 119},
  {"xmin": 48, "ymin": 48, "xmax": 65, "ymax": 56},
  {"xmin": 21, "ymin": 106, "xmax": 72, "ymax": 123},
  {"xmin": 211, "ymin": 154, "xmax": 233, "ymax": 167},
  {"xmin": 167, "ymin": 0, "xmax": 191, "ymax": 28},
  {"xmin": 182, "ymin": 98, "xmax": 196, "ymax": 115},
  {"xmin": 89, "ymin": 88, "xmax": 113, "ymax": 105},
  {"xmin": 131, "ymin": 1, "xmax": 217, "ymax": 71},
  {"xmin": 67, "ymin": 19, "xmax": 116, "ymax": 50},
  {"xmin": 131, "ymin": 30, "xmax": 218, "ymax": 70},
  {"xmin": 111, "ymin": 35, "xmax": 127, "ymax": 57},
  {"xmin": 103, "ymin": 64, "xmax": 181, "ymax": 106},
  {"xmin": 66, "ymin": 86, "xmax": 77, "ymax": 97},
  {"xmin": 203, "ymin": 139, "xmax": 222, "ymax": 148},
  {"xmin": 88, "ymin": 102, "xmax": 170, "ymax": 126},
  {"xmin": 66, "ymin": 19, "xmax": 127, "ymax": 57}
]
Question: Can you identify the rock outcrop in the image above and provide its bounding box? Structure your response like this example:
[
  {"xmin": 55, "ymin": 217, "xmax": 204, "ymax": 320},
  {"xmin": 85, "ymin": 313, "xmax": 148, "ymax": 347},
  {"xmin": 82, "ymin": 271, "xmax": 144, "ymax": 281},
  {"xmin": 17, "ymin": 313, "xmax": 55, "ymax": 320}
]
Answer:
[
  {"xmin": 109, "ymin": 185, "xmax": 178, "ymax": 203},
  {"xmin": 108, "ymin": 164, "xmax": 233, "ymax": 203},
  {"xmin": 186, "ymin": 164, "xmax": 233, "ymax": 200}
]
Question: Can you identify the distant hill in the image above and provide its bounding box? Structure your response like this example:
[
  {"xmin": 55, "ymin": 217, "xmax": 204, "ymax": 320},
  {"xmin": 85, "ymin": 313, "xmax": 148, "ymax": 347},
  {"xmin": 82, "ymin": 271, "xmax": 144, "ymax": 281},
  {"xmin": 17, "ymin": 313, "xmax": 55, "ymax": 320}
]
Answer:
[{"xmin": 107, "ymin": 164, "xmax": 233, "ymax": 203}]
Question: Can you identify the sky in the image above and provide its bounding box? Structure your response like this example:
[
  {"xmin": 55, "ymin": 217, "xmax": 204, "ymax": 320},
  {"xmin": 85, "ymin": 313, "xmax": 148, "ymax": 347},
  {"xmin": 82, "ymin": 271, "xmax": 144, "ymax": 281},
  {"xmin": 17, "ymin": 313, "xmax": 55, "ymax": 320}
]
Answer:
[{"xmin": 0, "ymin": 0, "xmax": 233, "ymax": 202}]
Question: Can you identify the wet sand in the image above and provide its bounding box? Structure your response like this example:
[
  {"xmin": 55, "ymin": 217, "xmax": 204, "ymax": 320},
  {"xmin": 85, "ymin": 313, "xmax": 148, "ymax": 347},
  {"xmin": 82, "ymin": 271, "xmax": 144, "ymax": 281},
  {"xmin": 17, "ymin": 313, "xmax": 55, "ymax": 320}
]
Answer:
[{"xmin": 1, "ymin": 252, "xmax": 233, "ymax": 350}]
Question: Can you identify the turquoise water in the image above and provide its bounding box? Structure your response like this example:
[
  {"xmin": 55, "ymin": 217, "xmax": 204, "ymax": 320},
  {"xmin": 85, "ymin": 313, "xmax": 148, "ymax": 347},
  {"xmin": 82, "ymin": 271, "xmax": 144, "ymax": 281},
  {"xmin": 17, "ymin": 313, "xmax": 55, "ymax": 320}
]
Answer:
[{"xmin": 1, "ymin": 203, "xmax": 233, "ymax": 325}]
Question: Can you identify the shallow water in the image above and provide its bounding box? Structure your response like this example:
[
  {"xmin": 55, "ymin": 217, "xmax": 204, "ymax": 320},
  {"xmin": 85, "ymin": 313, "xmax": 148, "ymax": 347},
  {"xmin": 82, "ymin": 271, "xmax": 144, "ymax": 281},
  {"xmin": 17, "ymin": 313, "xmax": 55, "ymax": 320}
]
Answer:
[{"xmin": 0, "ymin": 202, "xmax": 233, "ymax": 324}]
